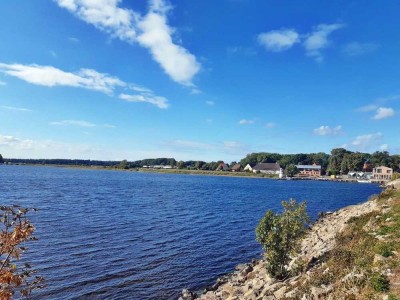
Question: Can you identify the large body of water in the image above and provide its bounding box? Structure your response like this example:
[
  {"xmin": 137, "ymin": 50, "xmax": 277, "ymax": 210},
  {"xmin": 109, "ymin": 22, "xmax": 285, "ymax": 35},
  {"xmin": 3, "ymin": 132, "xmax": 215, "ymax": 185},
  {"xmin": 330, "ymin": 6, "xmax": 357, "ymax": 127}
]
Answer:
[{"xmin": 0, "ymin": 165, "xmax": 381, "ymax": 299}]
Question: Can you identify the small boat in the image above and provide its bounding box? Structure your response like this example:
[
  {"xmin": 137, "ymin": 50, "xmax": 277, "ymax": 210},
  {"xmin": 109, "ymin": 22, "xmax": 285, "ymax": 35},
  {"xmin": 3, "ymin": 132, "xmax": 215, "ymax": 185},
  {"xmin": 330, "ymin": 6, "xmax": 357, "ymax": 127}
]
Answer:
[{"xmin": 357, "ymin": 179, "xmax": 370, "ymax": 183}]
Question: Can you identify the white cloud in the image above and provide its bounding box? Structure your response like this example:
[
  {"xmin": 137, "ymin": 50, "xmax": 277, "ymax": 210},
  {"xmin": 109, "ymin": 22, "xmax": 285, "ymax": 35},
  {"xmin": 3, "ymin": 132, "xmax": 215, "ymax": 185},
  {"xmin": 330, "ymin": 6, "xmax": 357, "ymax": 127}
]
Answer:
[
  {"xmin": 68, "ymin": 37, "xmax": 80, "ymax": 43},
  {"xmin": 50, "ymin": 120, "xmax": 96, "ymax": 127},
  {"xmin": 258, "ymin": 29, "xmax": 300, "ymax": 52},
  {"xmin": 0, "ymin": 133, "xmax": 99, "ymax": 158},
  {"xmin": 129, "ymin": 84, "xmax": 153, "ymax": 93},
  {"xmin": 313, "ymin": 125, "xmax": 343, "ymax": 136},
  {"xmin": 205, "ymin": 100, "xmax": 214, "ymax": 106},
  {"xmin": 372, "ymin": 107, "xmax": 395, "ymax": 120},
  {"xmin": 55, "ymin": 0, "xmax": 200, "ymax": 86},
  {"xmin": 356, "ymin": 104, "xmax": 378, "ymax": 112},
  {"xmin": 137, "ymin": 3, "xmax": 200, "ymax": 86},
  {"xmin": 1, "ymin": 106, "xmax": 32, "ymax": 112},
  {"xmin": 342, "ymin": 42, "xmax": 379, "ymax": 56},
  {"xmin": 0, "ymin": 63, "xmax": 125, "ymax": 94},
  {"xmin": 56, "ymin": 0, "xmax": 138, "ymax": 42},
  {"xmin": 119, "ymin": 93, "xmax": 169, "ymax": 109},
  {"xmin": 0, "ymin": 62, "xmax": 169, "ymax": 108},
  {"xmin": 239, "ymin": 119, "xmax": 255, "ymax": 125},
  {"xmin": 380, "ymin": 144, "xmax": 389, "ymax": 151},
  {"xmin": 265, "ymin": 122, "xmax": 276, "ymax": 129},
  {"xmin": 50, "ymin": 120, "xmax": 116, "ymax": 128},
  {"xmin": 351, "ymin": 132, "xmax": 383, "ymax": 151},
  {"xmin": 303, "ymin": 23, "xmax": 344, "ymax": 62},
  {"xmin": 0, "ymin": 80, "xmax": 6, "ymax": 86}
]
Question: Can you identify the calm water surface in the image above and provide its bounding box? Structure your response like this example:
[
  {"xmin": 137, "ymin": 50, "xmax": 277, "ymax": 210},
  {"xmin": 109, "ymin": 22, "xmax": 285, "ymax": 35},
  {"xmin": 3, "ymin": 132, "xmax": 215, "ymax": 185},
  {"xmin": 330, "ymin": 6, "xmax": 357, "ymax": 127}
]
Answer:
[{"xmin": 0, "ymin": 165, "xmax": 381, "ymax": 299}]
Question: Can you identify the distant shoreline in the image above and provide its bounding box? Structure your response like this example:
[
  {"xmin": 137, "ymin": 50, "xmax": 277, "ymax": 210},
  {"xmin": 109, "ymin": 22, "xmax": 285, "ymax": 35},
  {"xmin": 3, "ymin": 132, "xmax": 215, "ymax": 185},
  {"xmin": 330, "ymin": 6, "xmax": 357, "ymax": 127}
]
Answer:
[{"xmin": 2, "ymin": 163, "xmax": 382, "ymax": 184}]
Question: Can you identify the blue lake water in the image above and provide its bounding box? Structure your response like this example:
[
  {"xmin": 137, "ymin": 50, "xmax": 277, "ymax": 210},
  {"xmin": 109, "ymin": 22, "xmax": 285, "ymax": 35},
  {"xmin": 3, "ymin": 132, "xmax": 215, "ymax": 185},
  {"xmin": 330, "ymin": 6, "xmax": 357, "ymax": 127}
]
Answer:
[{"xmin": 0, "ymin": 165, "xmax": 381, "ymax": 299}]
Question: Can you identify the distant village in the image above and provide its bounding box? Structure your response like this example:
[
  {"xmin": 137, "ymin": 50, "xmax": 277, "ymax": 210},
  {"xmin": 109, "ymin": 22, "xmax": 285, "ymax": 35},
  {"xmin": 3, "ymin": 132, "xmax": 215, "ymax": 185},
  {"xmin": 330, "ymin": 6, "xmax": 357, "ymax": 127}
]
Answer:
[
  {"xmin": 142, "ymin": 160, "xmax": 395, "ymax": 183},
  {"xmin": 2, "ymin": 148, "xmax": 399, "ymax": 183}
]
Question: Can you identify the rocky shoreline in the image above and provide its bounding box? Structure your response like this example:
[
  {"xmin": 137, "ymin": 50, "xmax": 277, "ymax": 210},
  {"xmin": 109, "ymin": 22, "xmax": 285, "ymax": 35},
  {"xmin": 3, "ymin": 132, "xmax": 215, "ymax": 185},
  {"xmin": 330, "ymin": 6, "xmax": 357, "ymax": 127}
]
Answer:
[{"xmin": 179, "ymin": 185, "xmax": 394, "ymax": 300}]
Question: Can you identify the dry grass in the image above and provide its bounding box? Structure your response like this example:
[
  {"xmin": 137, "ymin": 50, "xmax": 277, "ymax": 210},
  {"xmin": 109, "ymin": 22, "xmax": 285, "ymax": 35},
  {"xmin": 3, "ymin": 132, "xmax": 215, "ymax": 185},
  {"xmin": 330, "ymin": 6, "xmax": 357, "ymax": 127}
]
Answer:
[{"xmin": 295, "ymin": 187, "xmax": 400, "ymax": 299}]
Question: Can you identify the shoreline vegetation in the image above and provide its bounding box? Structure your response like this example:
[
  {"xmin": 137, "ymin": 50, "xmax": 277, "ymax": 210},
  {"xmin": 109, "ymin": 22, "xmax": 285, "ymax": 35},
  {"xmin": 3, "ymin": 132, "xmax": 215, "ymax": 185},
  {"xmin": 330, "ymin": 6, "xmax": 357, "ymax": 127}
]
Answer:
[
  {"xmin": 180, "ymin": 180, "xmax": 400, "ymax": 300},
  {"xmin": 2, "ymin": 148, "xmax": 399, "ymax": 183},
  {"xmin": 1, "ymin": 163, "xmax": 386, "ymax": 184}
]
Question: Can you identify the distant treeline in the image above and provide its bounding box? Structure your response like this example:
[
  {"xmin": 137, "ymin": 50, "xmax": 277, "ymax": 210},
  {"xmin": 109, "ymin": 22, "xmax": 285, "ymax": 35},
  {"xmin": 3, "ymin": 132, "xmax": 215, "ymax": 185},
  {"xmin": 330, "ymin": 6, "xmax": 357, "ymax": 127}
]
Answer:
[
  {"xmin": 2, "ymin": 158, "xmax": 119, "ymax": 167},
  {"xmin": 240, "ymin": 149, "xmax": 400, "ymax": 175},
  {"xmin": 2, "ymin": 148, "xmax": 400, "ymax": 175}
]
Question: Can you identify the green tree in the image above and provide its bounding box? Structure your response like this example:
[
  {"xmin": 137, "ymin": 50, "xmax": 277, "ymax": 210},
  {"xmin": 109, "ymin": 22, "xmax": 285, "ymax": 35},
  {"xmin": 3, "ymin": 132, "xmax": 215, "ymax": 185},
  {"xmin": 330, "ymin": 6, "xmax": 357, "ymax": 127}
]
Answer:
[
  {"xmin": 0, "ymin": 154, "xmax": 3, "ymax": 164},
  {"xmin": 285, "ymin": 164, "xmax": 299, "ymax": 177},
  {"xmin": 177, "ymin": 161, "xmax": 186, "ymax": 169},
  {"xmin": 371, "ymin": 151, "xmax": 391, "ymax": 167},
  {"xmin": 328, "ymin": 148, "xmax": 350, "ymax": 175},
  {"xmin": 117, "ymin": 159, "xmax": 129, "ymax": 169},
  {"xmin": 256, "ymin": 199, "xmax": 309, "ymax": 279}
]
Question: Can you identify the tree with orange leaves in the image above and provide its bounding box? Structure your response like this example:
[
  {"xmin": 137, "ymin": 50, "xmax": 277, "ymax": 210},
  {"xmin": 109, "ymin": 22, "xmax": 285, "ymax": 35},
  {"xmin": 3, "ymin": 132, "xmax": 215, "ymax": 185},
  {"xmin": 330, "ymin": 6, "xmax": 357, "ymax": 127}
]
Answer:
[{"xmin": 0, "ymin": 206, "xmax": 44, "ymax": 299}]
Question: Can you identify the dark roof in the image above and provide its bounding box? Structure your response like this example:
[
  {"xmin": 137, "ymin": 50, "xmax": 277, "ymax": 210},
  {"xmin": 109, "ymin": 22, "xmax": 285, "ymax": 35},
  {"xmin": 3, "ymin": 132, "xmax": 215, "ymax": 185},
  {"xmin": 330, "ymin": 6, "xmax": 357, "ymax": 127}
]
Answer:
[
  {"xmin": 253, "ymin": 163, "xmax": 281, "ymax": 171},
  {"xmin": 296, "ymin": 164, "xmax": 321, "ymax": 170},
  {"xmin": 231, "ymin": 164, "xmax": 241, "ymax": 171},
  {"xmin": 217, "ymin": 163, "xmax": 229, "ymax": 170}
]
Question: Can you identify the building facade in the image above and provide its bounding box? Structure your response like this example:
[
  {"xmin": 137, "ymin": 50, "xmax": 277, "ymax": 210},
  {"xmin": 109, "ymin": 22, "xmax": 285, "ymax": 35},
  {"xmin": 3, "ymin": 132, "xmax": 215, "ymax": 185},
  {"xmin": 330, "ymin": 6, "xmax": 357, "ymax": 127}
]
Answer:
[
  {"xmin": 295, "ymin": 164, "xmax": 322, "ymax": 177},
  {"xmin": 253, "ymin": 163, "xmax": 281, "ymax": 174},
  {"xmin": 372, "ymin": 166, "xmax": 393, "ymax": 181}
]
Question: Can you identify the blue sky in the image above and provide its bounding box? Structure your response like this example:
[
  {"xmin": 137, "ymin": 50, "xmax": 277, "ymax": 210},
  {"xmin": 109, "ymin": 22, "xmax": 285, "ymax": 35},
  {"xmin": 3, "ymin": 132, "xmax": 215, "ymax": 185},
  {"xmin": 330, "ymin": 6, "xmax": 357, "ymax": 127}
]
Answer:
[{"xmin": 0, "ymin": 0, "xmax": 399, "ymax": 162}]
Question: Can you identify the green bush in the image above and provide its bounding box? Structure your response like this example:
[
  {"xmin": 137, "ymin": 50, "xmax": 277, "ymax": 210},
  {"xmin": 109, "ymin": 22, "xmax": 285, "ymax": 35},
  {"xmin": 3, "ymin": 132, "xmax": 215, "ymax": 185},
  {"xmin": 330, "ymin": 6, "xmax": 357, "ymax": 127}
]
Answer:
[
  {"xmin": 370, "ymin": 273, "xmax": 390, "ymax": 292},
  {"xmin": 256, "ymin": 199, "xmax": 309, "ymax": 279},
  {"xmin": 392, "ymin": 173, "xmax": 400, "ymax": 180}
]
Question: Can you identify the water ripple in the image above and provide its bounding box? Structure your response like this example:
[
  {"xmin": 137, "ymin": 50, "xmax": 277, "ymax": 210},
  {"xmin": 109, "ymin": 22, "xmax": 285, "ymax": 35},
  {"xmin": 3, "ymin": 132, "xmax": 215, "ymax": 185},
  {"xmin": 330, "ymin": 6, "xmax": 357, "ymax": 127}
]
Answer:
[{"xmin": 0, "ymin": 165, "xmax": 381, "ymax": 299}]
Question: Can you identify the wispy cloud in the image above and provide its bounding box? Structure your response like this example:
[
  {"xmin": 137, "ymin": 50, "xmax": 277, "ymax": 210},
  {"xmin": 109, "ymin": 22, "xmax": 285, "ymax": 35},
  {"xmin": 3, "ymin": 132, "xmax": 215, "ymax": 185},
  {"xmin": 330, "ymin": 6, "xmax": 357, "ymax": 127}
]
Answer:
[
  {"xmin": 258, "ymin": 29, "xmax": 300, "ymax": 52},
  {"xmin": 303, "ymin": 23, "xmax": 344, "ymax": 62},
  {"xmin": 265, "ymin": 122, "xmax": 276, "ymax": 129},
  {"xmin": 372, "ymin": 107, "xmax": 395, "ymax": 120},
  {"xmin": 227, "ymin": 46, "xmax": 257, "ymax": 56},
  {"xmin": 1, "ymin": 106, "xmax": 32, "ymax": 112},
  {"xmin": 0, "ymin": 62, "xmax": 169, "ymax": 109},
  {"xmin": 313, "ymin": 125, "xmax": 343, "ymax": 136},
  {"xmin": 258, "ymin": 23, "xmax": 344, "ymax": 62},
  {"xmin": 50, "ymin": 120, "xmax": 96, "ymax": 127},
  {"xmin": 239, "ymin": 119, "xmax": 255, "ymax": 125},
  {"xmin": 350, "ymin": 132, "xmax": 383, "ymax": 151},
  {"xmin": 381, "ymin": 144, "xmax": 389, "ymax": 151},
  {"xmin": 205, "ymin": 100, "xmax": 214, "ymax": 106},
  {"xmin": 55, "ymin": 0, "xmax": 201, "ymax": 86},
  {"xmin": 49, "ymin": 50, "xmax": 58, "ymax": 58},
  {"xmin": 162, "ymin": 139, "xmax": 248, "ymax": 156},
  {"xmin": 0, "ymin": 63, "xmax": 125, "ymax": 94},
  {"xmin": 50, "ymin": 120, "xmax": 116, "ymax": 128},
  {"xmin": 357, "ymin": 101, "xmax": 396, "ymax": 120},
  {"xmin": 0, "ymin": 80, "xmax": 6, "ymax": 86},
  {"xmin": 0, "ymin": 133, "xmax": 99, "ymax": 159},
  {"xmin": 356, "ymin": 104, "xmax": 378, "ymax": 112},
  {"xmin": 119, "ymin": 93, "xmax": 169, "ymax": 109},
  {"xmin": 342, "ymin": 42, "xmax": 379, "ymax": 56},
  {"xmin": 68, "ymin": 37, "xmax": 80, "ymax": 43}
]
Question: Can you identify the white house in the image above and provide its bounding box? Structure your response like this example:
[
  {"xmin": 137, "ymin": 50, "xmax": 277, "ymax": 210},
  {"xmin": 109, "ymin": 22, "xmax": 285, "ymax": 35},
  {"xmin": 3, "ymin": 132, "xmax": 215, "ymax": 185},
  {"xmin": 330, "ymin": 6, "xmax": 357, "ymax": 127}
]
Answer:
[{"xmin": 243, "ymin": 164, "xmax": 254, "ymax": 172}]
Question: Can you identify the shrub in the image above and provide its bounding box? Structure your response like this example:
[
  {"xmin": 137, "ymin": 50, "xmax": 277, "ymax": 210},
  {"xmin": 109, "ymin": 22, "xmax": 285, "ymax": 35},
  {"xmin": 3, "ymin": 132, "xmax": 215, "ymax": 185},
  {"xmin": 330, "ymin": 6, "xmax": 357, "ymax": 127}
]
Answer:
[
  {"xmin": 256, "ymin": 199, "xmax": 309, "ymax": 279},
  {"xmin": 0, "ymin": 206, "xmax": 44, "ymax": 299},
  {"xmin": 370, "ymin": 273, "xmax": 390, "ymax": 292}
]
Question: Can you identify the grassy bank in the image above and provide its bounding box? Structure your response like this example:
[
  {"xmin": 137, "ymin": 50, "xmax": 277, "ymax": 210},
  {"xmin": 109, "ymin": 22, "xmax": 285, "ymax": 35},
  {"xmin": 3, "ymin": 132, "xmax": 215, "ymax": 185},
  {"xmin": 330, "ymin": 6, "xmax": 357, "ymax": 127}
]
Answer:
[
  {"xmin": 136, "ymin": 168, "xmax": 279, "ymax": 179},
  {"xmin": 295, "ymin": 186, "xmax": 400, "ymax": 299}
]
